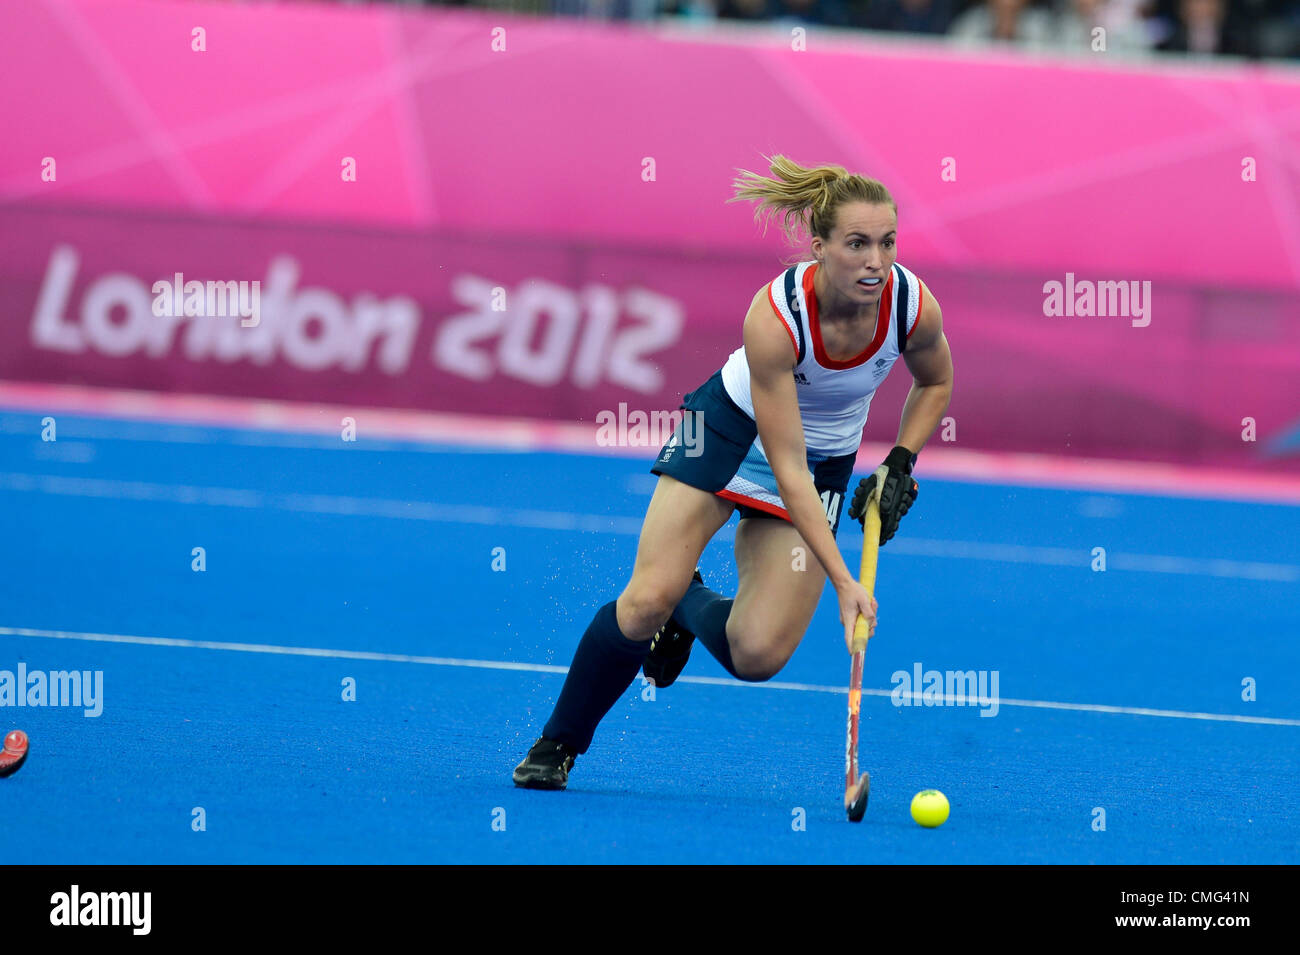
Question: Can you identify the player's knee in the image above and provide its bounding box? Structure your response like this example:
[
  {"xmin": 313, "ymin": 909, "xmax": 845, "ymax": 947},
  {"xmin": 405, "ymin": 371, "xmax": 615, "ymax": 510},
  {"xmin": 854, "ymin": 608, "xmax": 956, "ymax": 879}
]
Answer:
[
  {"xmin": 616, "ymin": 581, "xmax": 679, "ymax": 640},
  {"xmin": 729, "ymin": 642, "xmax": 788, "ymax": 683}
]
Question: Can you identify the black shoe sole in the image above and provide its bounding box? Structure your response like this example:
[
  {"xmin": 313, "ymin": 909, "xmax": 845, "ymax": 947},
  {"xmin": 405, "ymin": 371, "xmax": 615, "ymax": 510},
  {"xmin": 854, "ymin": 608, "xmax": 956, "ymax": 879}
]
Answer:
[
  {"xmin": 512, "ymin": 765, "xmax": 570, "ymax": 790},
  {"xmin": 512, "ymin": 745, "xmax": 574, "ymax": 790}
]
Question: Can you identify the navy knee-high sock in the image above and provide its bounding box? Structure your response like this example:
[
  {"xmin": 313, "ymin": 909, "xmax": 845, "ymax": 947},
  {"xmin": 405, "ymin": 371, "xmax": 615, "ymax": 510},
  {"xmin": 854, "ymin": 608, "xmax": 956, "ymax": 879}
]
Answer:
[
  {"xmin": 672, "ymin": 578, "xmax": 739, "ymax": 678},
  {"xmin": 542, "ymin": 600, "xmax": 648, "ymax": 754}
]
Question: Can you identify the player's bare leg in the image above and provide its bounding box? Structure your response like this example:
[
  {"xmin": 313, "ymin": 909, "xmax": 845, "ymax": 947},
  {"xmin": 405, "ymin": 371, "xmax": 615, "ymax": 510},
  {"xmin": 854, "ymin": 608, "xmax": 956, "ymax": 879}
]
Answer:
[
  {"xmin": 653, "ymin": 511, "xmax": 829, "ymax": 684},
  {"xmin": 726, "ymin": 516, "xmax": 828, "ymax": 679},
  {"xmin": 513, "ymin": 475, "xmax": 731, "ymax": 789},
  {"xmin": 615, "ymin": 475, "xmax": 733, "ymax": 640}
]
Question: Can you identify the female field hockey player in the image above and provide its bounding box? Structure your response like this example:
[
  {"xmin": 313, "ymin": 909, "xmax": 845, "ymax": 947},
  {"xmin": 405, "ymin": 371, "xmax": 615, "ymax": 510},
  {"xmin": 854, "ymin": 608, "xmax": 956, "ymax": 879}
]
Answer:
[{"xmin": 513, "ymin": 155, "xmax": 954, "ymax": 790}]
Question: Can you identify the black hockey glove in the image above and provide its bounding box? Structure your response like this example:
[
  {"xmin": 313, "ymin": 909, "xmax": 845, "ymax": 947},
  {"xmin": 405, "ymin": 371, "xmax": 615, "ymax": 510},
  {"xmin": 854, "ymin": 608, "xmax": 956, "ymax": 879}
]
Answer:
[{"xmin": 847, "ymin": 445, "xmax": 918, "ymax": 546}]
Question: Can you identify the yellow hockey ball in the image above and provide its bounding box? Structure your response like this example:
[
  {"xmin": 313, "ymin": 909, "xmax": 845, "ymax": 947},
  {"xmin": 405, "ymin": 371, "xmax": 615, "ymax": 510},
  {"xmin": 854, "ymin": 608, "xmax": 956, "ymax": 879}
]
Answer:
[{"xmin": 910, "ymin": 789, "xmax": 949, "ymax": 828}]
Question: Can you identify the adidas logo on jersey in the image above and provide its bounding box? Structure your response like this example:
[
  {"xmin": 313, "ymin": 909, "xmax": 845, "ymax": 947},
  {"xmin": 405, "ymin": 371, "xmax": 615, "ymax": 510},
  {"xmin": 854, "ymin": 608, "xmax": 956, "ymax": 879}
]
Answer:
[{"xmin": 793, "ymin": 372, "xmax": 809, "ymax": 385}]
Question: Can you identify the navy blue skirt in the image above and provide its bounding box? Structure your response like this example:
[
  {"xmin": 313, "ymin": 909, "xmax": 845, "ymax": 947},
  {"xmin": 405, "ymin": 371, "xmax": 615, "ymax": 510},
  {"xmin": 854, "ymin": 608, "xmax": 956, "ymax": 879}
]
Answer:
[{"xmin": 650, "ymin": 370, "xmax": 855, "ymax": 537}]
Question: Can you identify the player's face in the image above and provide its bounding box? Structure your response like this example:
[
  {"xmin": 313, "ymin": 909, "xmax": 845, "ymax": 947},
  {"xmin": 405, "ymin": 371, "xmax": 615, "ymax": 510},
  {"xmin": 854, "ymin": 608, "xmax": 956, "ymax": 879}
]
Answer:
[{"xmin": 817, "ymin": 202, "xmax": 897, "ymax": 306}]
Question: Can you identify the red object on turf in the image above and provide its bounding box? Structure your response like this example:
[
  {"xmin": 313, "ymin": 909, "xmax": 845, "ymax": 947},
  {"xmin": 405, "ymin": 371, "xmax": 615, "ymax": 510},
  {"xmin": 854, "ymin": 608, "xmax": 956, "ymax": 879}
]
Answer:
[{"xmin": 0, "ymin": 729, "xmax": 28, "ymax": 777}]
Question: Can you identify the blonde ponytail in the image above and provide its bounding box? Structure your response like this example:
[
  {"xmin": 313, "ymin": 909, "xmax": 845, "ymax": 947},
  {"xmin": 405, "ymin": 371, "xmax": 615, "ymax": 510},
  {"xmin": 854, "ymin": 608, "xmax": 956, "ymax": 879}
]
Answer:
[{"xmin": 729, "ymin": 154, "xmax": 895, "ymax": 251}]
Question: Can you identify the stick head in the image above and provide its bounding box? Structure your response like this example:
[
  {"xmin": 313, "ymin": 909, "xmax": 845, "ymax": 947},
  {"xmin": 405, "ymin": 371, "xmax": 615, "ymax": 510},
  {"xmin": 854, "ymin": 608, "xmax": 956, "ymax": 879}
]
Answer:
[
  {"xmin": 845, "ymin": 772, "xmax": 870, "ymax": 822},
  {"xmin": 0, "ymin": 729, "xmax": 28, "ymax": 778}
]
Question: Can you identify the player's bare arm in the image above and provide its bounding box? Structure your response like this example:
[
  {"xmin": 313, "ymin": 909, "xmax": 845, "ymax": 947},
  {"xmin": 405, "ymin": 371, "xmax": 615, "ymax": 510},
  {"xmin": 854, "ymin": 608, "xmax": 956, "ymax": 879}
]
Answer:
[
  {"xmin": 896, "ymin": 279, "xmax": 953, "ymax": 455},
  {"xmin": 745, "ymin": 288, "xmax": 878, "ymax": 652}
]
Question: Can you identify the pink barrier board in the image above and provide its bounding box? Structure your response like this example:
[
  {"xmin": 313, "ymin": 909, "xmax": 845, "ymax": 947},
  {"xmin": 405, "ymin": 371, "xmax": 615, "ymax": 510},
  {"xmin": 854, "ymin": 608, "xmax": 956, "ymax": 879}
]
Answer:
[{"xmin": 2, "ymin": 204, "xmax": 1297, "ymax": 472}]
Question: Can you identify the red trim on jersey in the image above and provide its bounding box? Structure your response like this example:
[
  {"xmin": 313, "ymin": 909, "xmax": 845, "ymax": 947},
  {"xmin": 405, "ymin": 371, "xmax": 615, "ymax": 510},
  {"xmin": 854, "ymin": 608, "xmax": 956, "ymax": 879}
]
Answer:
[
  {"xmin": 806, "ymin": 263, "xmax": 893, "ymax": 370},
  {"xmin": 766, "ymin": 281, "xmax": 799, "ymax": 357},
  {"xmin": 716, "ymin": 488, "xmax": 790, "ymax": 522},
  {"xmin": 908, "ymin": 279, "xmax": 924, "ymax": 340}
]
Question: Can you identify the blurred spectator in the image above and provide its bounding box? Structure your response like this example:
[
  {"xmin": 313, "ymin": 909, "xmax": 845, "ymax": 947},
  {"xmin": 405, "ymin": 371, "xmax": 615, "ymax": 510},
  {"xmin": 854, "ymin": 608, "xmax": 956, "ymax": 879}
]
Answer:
[
  {"xmin": 863, "ymin": 0, "xmax": 957, "ymax": 34},
  {"xmin": 1254, "ymin": 0, "xmax": 1300, "ymax": 58},
  {"xmin": 550, "ymin": 0, "xmax": 656, "ymax": 17},
  {"xmin": 1117, "ymin": 0, "xmax": 1173, "ymax": 48},
  {"xmin": 770, "ymin": 0, "xmax": 854, "ymax": 27},
  {"xmin": 359, "ymin": 0, "xmax": 1300, "ymax": 61},
  {"xmin": 948, "ymin": 0, "xmax": 1056, "ymax": 47},
  {"xmin": 716, "ymin": 0, "xmax": 773, "ymax": 19},
  {"xmin": 1156, "ymin": 0, "xmax": 1258, "ymax": 56},
  {"xmin": 1050, "ymin": 0, "xmax": 1153, "ymax": 54},
  {"xmin": 658, "ymin": 0, "xmax": 723, "ymax": 20}
]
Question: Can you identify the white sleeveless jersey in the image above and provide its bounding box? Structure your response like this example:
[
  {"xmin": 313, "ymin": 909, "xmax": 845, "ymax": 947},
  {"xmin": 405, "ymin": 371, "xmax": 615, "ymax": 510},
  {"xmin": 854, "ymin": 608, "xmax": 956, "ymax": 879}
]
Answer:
[{"xmin": 720, "ymin": 260, "xmax": 924, "ymax": 458}]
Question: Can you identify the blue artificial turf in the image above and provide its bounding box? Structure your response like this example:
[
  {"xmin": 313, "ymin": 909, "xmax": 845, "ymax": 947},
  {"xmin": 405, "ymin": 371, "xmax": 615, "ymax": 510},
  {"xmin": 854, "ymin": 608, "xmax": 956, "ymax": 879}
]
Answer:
[{"xmin": 1, "ymin": 410, "xmax": 1296, "ymax": 863}]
